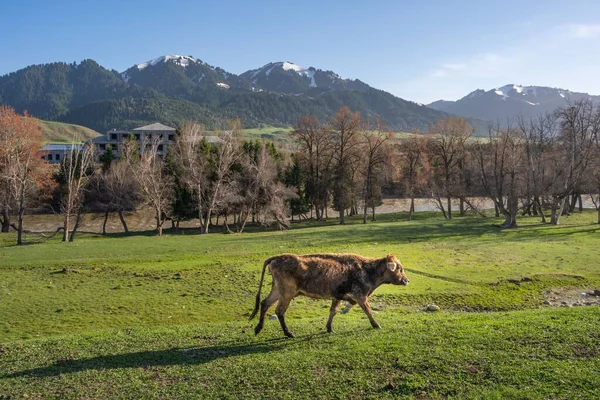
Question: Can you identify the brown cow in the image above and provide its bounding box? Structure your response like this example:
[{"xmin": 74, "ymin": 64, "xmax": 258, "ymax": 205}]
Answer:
[{"xmin": 249, "ymin": 253, "xmax": 409, "ymax": 338}]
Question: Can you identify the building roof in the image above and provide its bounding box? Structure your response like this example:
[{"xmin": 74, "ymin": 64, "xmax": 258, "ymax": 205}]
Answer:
[
  {"xmin": 133, "ymin": 122, "xmax": 176, "ymax": 132},
  {"xmin": 92, "ymin": 136, "xmax": 110, "ymax": 143},
  {"xmin": 40, "ymin": 144, "xmax": 85, "ymax": 151}
]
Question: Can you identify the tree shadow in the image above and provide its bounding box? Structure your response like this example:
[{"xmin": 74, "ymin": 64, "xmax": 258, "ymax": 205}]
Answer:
[{"xmin": 2, "ymin": 332, "xmax": 339, "ymax": 379}]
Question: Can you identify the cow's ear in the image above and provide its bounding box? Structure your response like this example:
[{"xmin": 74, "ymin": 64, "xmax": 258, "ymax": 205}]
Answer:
[{"xmin": 387, "ymin": 262, "xmax": 397, "ymax": 271}]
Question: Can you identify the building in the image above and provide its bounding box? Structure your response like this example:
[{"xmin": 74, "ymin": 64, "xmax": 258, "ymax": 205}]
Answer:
[
  {"xmin": 40, "ymin": 143, "xmax": 85, "ymax": 164},
  {"xmin": 92, "ymin": 122, "xmax": 177, "ymax": 159},
  {"xmin": 91, "ymin": 122, "xmax": 222, "ymax": 160}
]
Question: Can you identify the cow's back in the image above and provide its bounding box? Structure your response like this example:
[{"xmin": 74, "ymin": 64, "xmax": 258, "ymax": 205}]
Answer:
[{"xmin": 267, "ymin": 253, "xmax": 367, "ymax": 299}]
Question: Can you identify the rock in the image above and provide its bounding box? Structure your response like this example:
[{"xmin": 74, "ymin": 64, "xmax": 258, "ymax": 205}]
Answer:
[
  {"xmin": 269, "ymin": 315, "xmax": 278, "ymax": 321},
  {"xmin": 521, "ymin": 277, "xmax": 533, "ymax": 282},
  {"xmin": 425, "ymin": 304, "xmax": 440, "ymax": 312},
  {"xmin": 543, "ymin": 300, "xmax": 552, "ymax": 306},
  {"xmin": 593, "ymin": 289, "xmax": 600, "ymax": 296}
]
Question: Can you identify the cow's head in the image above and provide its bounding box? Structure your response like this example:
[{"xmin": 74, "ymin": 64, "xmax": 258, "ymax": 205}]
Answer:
[{"xmin": 385, "ymin": 254, "xmax": 409, "ymax": 286}]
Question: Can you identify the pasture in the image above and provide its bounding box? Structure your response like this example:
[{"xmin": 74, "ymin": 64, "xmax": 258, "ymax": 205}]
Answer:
[{"xmin": 1, "ymin": 211, "xmax": 599, "ymax": 399}]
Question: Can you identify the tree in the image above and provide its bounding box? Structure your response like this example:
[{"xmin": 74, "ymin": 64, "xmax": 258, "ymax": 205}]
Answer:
[
  {"xmin": 172, "ymin": 121, "xmax": 211, "ymax": 232},
  {"xmin": 426, "ymin": 117, "xmax": 472, "ymax": 219},
  {"xmin": 329, "ymin": 107, "xmax": 363, "ymax": 224},
  {"xmin": 291, "ymin": 115, "xmax": 333, "ymax": 220},
  {"xmin": 360, "ymin": 124, "xmax": 391, "ymax": 223},
  {"xmin": 397, "ymin": 133, "xmax": 429, "ymax": 221},
  {"xmin": 548, "ymin": 101, "xmax": 598, "ymax": 225},
  {"xmin": 90, "ymin": 159, "xmax": 143, "ymax": 235},
  {"xmin": 99, "ymin": 144, "xmax": 114, "ymax": 172},
  {"xmin": 59, "ymin": 143, "xmax": 95, "ymax": 242},
  {"xmin": 237, "ymin": 145, "xmax": 296, "ymax": 232},
  {"xmin": 126, "ymin": 135, "xmax": 173, "ymax": 236},
  {"xmin": 475, "ymin": 123, "xmax": 524, "ymax": 228},
  {"xmin": 284, "ymin": 156, "xmax": 311, "ymax": 221},
  {"xmin": 0, "ymin": 106, "xmax": 53, "ymax": 244},
  {"xmin": 518, "ymin": 113, "xmax": 559, "ymax": 223},
  {"xmin": 201, "ymin": 120, "xmax": 243, "ymax": 233},
  {"xmin": 586, "ymin": 142, "xmax": 600, "ymax": 224}
]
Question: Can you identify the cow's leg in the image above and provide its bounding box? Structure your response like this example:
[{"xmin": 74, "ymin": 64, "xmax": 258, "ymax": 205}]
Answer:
[
  {"xmin": 255, "ymin": 288, "xmax": 279, "ymax": 335},
  {"xmin": 340, "ymin": 303, "xmax": 354, "ymax": 314},
  {"xmin": 326, "ymin": 299, "xmax": 341, "ymax": 333},
  {"xmin": 275, "ymin": 294, "xmax": 295, "ymax": 338},
  {"xmin": 357, "ymin": 298, "xmax": 381, "ymax": 329}
]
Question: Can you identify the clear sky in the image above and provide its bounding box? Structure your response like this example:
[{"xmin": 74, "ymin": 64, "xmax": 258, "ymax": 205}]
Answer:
[{"xmin": 1, "ymin": 0, "xmax": 599, "ymax": 103}]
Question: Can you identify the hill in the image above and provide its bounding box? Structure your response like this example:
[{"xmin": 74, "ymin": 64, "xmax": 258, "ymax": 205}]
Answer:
[{"xmin": 38, "ymin": 120, "xmax": 101, "ymax": 143}]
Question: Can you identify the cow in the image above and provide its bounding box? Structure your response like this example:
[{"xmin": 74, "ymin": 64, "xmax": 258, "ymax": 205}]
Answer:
[{"xmin": 249, "ymin": 253, "xmax": 409, "ymax": 338}]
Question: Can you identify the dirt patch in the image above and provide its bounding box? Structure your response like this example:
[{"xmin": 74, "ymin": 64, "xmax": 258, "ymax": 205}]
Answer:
[{"xmin": 543, "ymin": 288, "xmax": 600, "ymax": 307}]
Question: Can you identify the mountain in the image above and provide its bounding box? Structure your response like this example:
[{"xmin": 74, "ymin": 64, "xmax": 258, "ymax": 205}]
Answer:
[
  {"xmin": 240, "ymin": 61, "xmax": 369, "ymax": 94},
  {"xmin": 0, "ymin": 54, "xmax": 467, "ymax": 134},
  {"xmin": 428, "ymin": 84, "xmax": 600, "ymax": 122}
]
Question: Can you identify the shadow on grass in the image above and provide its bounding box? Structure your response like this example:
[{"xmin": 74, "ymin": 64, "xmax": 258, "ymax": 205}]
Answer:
[{"xmin": 3, "ymin": 331, "xmax": 349, "ymax": 379}]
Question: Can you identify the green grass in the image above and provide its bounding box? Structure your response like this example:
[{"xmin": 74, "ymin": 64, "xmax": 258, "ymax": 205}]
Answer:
[
  {"xmin": 1, "ymin": 211, "xmax": 599, "ymax": 398},
  {"xmin": 39, "ymin": 120, "xmax": 101, "ymax": 143}
]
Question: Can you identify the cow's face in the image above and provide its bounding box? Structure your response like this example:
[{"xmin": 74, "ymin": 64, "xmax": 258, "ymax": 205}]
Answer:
[{"xmin": 386, "ymin": 254, "xmax": 409, "ymax": 286}]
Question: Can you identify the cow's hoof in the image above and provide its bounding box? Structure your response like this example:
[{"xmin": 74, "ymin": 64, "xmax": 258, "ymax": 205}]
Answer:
[
  {"xmin": 327, "ymin": 327, "xmax": 335, "ymax": 334},
  {"xmin": 284, "ymin": 331, "xmax": 296, "ymax": 338},
  {"xmin": 372, "ymin": 324, "xmax": 381, "ymax": 329},
  {"xmin": 254, "ymin": 325, "xmax": 263, "ymax": 335}
]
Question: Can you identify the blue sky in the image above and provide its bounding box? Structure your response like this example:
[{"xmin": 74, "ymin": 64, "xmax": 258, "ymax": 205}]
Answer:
[{"xmin": 1, "ymin": 0, "xmax": 599, "ymax": 103}]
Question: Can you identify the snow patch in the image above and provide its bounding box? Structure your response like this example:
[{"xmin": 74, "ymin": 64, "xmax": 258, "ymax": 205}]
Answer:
[
  {"xmin": 216, "ymin": 82, "xmax": 230, "ymax": 89},
  {"xmin": 197, "ymin": 73, "xmax": 206, "ymax": 83},
  {"xmin": 282, "ymin": 61, "xmax": 305, "ymax": 73},
  {"xmin": 121, "ymin": 72, "xmax": 130, "ymax": 83},
  {"xmin": 136, "ymin": 55, "xmax": 199, "ymax": 70}
]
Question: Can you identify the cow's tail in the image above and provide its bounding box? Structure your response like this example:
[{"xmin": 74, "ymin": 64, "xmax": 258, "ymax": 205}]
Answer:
[{"xmin": 249, "ymin": 257, "xmax": 272, "ymax": 320}]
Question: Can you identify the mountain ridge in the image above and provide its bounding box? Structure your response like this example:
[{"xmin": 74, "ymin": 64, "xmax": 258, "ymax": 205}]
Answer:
[
  {"xmin": 428, "ymin": 84, "xmax": 600, "ymax": 122},
  {"xmin": 0, "ymin": 54, "xmax": 482, "ymax": 133}
]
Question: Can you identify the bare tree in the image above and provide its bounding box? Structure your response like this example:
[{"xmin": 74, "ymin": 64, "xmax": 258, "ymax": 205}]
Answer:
[
  {"xmin": 292, "ymin": 116, "xmax": 334, "ymax": 220},
  {"xmin": 518, "ymin": 113, "xmax": 559, "ymax": 223},
  {"xmin": 60, "ymin": 143, "xmax": 95, "ymax": 242},
  {"xmin": 329, "ymin": 107, "xmax": 363, "ymax": 224},
  {"xmin": 0, "ymin": 107, "xmax": 53, "ymax": 244},
  {"xmin": 475, "ymin": 123, "xmax": 524, "ymax": 228},
  {"xmin": 236, "ymin": 145, "xmax": 297, "ymax": 232},
  {"xmin": 173, "ymin": 121, "xmax": 210, "ymax": 232},
  {"xmin": 397, "ymin": 133, "xmax": 429, "ymax": 221},
  {"xmin": 201, "ymin": 120, "xmax": 243, "ymax": 233},
  {"xmin": 426, "ymin": 117, "xmax": 472, "ymax": 219},
  {"xmin": 360, "ymin": 124, "xmax": 391, "ymax": 223},
  {"xmin": 126, "ymin": 135, "xmax": 173, "ymax": 236},
  {"xmin": 547, "ymin": 100, "xmax": 598, "ymax": 224},
  {"xmin": 91, "ymin": 159, "xmax": 142, "ymax": 234}
]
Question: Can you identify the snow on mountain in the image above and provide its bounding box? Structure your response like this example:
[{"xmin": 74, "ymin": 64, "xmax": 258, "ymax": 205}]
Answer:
[
  {"xmin": 135, "ymin": 54, "xmax": 200, "ymax": 70},
  {"xmin": 216, "ymin": 82, "xmax": 230, "ymax": 89},
  {"xmin": 428, "ymin": 84, "xmax": 599, "ymax": 123}
]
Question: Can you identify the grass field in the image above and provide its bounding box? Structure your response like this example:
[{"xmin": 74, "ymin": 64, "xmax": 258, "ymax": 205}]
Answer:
[
  {"xmin": 1, "ymin": 211, "xmax": 599, "ymax": 398},
  {"xmin": 39, "ymin": 120, "xmax": 101, "ymax": 143}
]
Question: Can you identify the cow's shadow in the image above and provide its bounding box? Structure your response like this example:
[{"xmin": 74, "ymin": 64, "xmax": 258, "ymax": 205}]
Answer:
[{"xmin": 3, "ymin": 331, "xmax": 354, "ymax": 379}]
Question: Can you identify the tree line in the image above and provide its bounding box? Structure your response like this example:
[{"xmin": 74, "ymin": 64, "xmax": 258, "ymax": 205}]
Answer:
[{"xmin": 1, "ymin": 101, "xmax": 599, "ymax": 245}]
